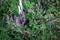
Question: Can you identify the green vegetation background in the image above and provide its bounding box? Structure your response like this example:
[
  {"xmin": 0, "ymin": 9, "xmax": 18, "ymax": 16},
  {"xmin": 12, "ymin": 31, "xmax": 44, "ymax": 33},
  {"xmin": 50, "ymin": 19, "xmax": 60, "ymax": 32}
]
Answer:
[{"xmin": 0, "ymin": 0, "xmax": 60, "ymax": 40}]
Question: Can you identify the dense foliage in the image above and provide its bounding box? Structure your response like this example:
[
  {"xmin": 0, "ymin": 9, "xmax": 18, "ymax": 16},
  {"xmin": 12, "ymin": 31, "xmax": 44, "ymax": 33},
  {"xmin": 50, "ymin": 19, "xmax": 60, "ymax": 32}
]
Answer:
[{"xmin": 0, "ymin": 0, "xmax": 60, "ymax": 40}]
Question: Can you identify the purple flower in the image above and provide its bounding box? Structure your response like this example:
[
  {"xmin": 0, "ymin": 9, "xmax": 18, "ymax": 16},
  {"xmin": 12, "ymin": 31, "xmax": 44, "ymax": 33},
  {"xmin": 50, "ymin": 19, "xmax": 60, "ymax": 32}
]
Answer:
[{"xmin": 15, "ymin": 17, "xmax": 21, "ymax": 26}]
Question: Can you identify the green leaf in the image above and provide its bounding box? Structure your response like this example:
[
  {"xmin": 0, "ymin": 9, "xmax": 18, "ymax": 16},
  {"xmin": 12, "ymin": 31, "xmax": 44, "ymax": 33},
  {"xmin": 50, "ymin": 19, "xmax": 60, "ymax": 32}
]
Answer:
[{"xmin": 41, "ymin": 23, "xmax": 46, "ymax": 30}]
